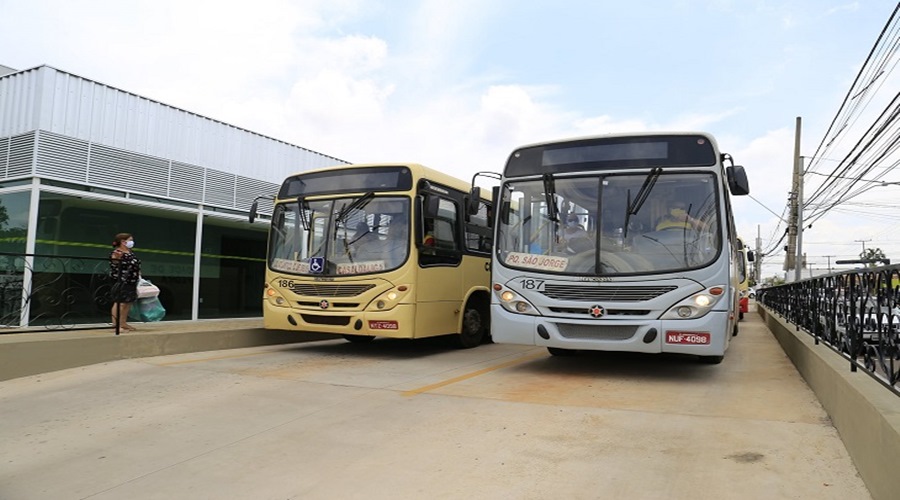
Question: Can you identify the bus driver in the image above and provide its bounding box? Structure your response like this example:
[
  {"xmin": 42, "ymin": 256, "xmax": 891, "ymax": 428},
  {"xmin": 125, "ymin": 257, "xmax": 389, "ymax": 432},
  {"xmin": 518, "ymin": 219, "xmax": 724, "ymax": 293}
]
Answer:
[{"xmin": 655, "ymin": 201, "xmax": 704, "ymax": 232}]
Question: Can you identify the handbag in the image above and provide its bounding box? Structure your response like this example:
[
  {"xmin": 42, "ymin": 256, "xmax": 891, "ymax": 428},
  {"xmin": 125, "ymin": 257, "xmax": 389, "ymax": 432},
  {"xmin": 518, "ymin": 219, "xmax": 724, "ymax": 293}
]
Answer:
[{"xmin": 137, "ymin": 278, "xmax": 160, "ymax": 299}]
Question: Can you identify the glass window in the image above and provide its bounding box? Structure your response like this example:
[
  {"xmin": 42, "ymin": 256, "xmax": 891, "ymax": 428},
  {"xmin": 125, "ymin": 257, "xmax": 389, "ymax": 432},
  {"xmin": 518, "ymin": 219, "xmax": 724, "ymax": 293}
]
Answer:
[
  {"xmin": 419, "ymin": 196, "xmax": 461, "ymax": 267},
  {"xmin": 496, "ymin": 172, "xmax": 720, "ymax": 275},
  {"xmin": 0, "ymin": 190, "xmax": 30, "ymax": 254},
  {"xmin": 32, "ymin": 193, "xmax": 196, "ymax": 323},
  {"xmin": 0, "ymin": 190, "xmax": 31, "ymax": 326},
  {"xmin": 465, "ymin": 200, "xmax": 492, "ymax": 254},
  {"xmin": 269, "ymin": 196, "xmax": 411, "ymax": 276},
  {"xmin": 199, "ymin": 218, "xmax": 268, "ymax": 319}
]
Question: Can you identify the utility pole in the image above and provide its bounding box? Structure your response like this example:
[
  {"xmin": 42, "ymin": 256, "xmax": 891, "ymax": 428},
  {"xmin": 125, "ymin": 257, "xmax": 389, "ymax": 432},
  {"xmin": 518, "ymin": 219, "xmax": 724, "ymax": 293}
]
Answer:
[
  {"xmin": 795, "ymin": 155, "xmax": 805, "ymax": 282},
  {"xmin": 785, "ymin": 117, "xmax": 801, "ymax": 279},
  {"xmin": 806, "ymin": 261, "xmax": 817, "ymax": 279},
  {"xmin": 755, "ymin": 224, "xmax": 762, "ymax": 284},
  {"xmin": 823, "ymin": 255, "xmax": 835, "ymax": 273},
  {"xmin": 855, "ymin": 238, "xmax": 872, "ymax": 256}
]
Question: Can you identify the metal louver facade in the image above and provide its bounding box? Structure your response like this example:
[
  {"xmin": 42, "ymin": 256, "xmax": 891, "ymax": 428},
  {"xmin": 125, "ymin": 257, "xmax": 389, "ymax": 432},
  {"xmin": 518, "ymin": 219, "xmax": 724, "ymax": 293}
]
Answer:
[{"xmin": 0, "ymin": 65, "xmax": 350, "ymax": 213}]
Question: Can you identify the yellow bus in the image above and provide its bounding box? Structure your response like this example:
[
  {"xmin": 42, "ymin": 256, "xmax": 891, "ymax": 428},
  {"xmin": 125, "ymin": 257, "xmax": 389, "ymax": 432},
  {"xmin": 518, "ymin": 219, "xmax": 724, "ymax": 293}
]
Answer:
[{"xmin": 250, "ymin": 163, "xmax": 494, "ymax": 348}]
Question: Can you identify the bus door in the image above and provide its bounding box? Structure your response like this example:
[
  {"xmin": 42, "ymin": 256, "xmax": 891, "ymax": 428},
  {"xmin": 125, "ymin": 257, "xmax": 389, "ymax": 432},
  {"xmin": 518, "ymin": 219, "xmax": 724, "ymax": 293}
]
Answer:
[{"xmin": 416, "ymin": 193, "xmax": 463, "ymax": 337}]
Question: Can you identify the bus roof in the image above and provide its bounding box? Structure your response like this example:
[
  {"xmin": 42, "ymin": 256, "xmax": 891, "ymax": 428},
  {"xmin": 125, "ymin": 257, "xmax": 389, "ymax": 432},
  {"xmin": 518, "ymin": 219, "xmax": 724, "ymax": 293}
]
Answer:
[
  {"xmin": 282, "ymin": 163, "xmax": 488, "ymax": 201},
  {"xmin": 507, "ymin": 131, "xmax": 720, "ymax": 151}
]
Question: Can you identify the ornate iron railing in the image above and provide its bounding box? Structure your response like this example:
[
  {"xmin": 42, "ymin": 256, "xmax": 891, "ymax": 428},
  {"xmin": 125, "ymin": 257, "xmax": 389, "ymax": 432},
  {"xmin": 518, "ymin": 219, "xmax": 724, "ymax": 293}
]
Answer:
[
  {"xmin": 0, "ymin": 251, "xmax": 120, "ymax": 332},
  {"xmin": 758, "ymin": 265, "xmax": 900, "ymax": 396}
]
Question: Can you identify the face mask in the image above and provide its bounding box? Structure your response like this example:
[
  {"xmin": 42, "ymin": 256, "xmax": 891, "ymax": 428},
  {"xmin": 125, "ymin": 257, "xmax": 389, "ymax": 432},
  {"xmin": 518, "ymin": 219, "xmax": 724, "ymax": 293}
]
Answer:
[
  {"xmin": 125, "ymin": 240, "xmax": 135, "ymax": 249},
  {"xmin": 670, "ymin": 208, "xmax": 687, "ymax": 217}
]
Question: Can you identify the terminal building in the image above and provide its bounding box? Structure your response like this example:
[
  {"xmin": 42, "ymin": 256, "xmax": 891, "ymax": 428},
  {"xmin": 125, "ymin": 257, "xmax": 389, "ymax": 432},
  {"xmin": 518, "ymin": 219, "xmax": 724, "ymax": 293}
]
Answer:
[{"xmin": 0, "ymin": 64, "xmax": 347, "ymax": 327}]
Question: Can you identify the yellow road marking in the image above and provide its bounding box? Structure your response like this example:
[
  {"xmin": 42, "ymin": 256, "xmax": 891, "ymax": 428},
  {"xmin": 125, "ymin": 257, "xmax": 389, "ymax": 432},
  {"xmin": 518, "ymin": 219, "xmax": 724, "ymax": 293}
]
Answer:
[
  {"xmin": 402, "ymin": 350, "xmax": 546, "ymax": 397},
  {"xmin": 155, "ymin": 349, "xmax": 276, "ymax": 366}
]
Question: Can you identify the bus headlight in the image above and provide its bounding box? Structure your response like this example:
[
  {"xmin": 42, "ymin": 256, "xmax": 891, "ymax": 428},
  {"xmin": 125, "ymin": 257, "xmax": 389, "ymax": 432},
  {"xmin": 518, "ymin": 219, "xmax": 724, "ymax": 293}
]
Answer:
[
  {"xmin": 368, "ymin": 285, "xmax": 412, "ymax": 311},
  {"xmin": 265, "ymin": 285, "xmax": 289, "ymax": 308},
  {"xmin": 493, "ymin": 283, "xmax": 540, "ymax": 316},
  {"xmin": 660, "ymin": 286, "xmax": 725, "ymax": 320}
]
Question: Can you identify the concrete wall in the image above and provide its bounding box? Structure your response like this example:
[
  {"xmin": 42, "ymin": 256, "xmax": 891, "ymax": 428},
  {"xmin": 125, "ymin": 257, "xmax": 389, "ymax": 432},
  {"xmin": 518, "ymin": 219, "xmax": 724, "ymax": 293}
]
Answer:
[
  {"xmin": 759, "ymin": 305, "xmax": 900, "ymax": 500},
  {"xmin": 0, "ymin": 327, "xmax": 332, "ymax": 382}
]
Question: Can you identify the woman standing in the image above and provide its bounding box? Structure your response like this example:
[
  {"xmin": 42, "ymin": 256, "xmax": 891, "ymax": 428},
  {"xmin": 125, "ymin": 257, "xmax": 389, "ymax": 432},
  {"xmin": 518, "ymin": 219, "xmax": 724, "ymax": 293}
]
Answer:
[{"xmin": 110, "ymin": 232, "xmax": 141, "ymax": 331}]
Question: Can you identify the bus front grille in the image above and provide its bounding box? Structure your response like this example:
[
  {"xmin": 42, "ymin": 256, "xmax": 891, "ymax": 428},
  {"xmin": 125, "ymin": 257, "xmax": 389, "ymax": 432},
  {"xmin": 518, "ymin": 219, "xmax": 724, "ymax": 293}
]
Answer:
[
  {"xmin": 541, "ymin": 285, "xmax": 677, "ymax": 302},
  {"xmin": 297, "ymin": 302, "xmax": 359, "ymax": 309},
  {"xmin": 549, "ymin": 307, "xmax": 650, "ymax": 317},
  {"xmin": 291, "ymin": 283, "xmax": 376, "ymax": 297},
  {"xmin": 300, "ymin": 314, "xmax": 351, "ymax": 326},
  {"xmin": 556, "ymin": 324, "xmax": 637, "ymax": 341}
]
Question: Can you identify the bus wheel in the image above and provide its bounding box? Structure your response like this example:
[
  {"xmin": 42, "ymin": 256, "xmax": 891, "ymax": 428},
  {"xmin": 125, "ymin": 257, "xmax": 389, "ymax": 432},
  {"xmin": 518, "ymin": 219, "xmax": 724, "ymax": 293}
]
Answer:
[
  {"xmin": 547, "ymin": 347, "xmax": 576, "ymax": 356},
  {"xmin": 698, "ymin": 355, "xmax": 724, "ymax": 364},
  {"xmin": 343, "ymin": 334, "xmax": 375, "ymax": 343},
  {"xmin": 455, "ymin": 303, "xmax": 486, "ymax": 348}
]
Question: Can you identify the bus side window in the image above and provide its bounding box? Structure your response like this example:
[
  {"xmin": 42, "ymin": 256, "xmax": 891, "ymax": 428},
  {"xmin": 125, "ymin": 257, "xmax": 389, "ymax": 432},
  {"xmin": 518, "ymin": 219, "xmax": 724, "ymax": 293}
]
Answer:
[
  {"xmin": 432, "ymin": 199, "xmax": 458, "ymax": 250},
  {"xmin": 420, "ymin": 197, "xmax": 461, "ymax": 266}
]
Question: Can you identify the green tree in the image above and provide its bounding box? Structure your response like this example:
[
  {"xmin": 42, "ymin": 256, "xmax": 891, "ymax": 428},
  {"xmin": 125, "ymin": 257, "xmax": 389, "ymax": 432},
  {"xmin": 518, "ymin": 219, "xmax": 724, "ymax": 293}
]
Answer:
[
  {"xmin": 0, "ymin": 203, "xmax": 8, "ymax": 229},
  {"xmin": 860, "ymin": 247, "xmax": 888, "ymax": 267}
]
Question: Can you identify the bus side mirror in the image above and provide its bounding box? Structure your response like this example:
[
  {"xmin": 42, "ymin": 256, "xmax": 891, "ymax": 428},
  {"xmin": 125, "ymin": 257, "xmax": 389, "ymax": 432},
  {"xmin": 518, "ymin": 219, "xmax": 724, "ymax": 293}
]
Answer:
[
  {"xmin": 424, "ymin": 195, "xmax": 440, "ymax": 219},
  {"xmin": 747, "ymin": 250, "xmax": 755, "ymax": 262},
  {"xmin": 489, "ymin": 186, "xmax": 509, "ymax": 227},
  {"xmin": 499, "ymin": 201, "xmax": 510, "ymax": 225},
  {"xmin": 467, "ymin": 187, "xmax": 481, "ymax": 215},
  {"xmin": 249, "ymin": 199, "xmax": 259, "ymax": 223},
  {"xmin": 726, "ymin": 165, "xmax": 750, "ymax": 195}
]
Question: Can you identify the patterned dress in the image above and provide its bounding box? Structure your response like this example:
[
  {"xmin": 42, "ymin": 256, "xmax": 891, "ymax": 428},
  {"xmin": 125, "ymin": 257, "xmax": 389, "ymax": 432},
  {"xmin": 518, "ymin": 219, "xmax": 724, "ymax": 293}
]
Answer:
[{"xmin": 109, "ymin": 250, "xmax": 141, "ymax": 303}]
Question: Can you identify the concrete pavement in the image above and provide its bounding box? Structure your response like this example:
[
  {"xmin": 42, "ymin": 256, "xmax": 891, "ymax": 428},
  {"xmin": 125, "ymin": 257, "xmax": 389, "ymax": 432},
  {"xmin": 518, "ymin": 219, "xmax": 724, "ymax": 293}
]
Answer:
[{"xmin": 0, "ymin": 306, "xmax": 874, "ymax": 499}]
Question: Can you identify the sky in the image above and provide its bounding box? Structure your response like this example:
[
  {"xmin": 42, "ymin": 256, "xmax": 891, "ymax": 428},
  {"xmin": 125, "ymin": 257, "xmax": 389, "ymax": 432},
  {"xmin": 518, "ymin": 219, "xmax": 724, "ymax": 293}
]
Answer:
[{"xmin": 2, "ymin": 0, "xmax": 899, "ymax": 281}]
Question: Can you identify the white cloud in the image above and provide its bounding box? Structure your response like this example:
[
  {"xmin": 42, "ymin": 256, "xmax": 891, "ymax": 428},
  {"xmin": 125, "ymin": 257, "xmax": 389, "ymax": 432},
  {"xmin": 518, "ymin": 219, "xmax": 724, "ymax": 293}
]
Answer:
[{"xmin": 826, "ymin": 2, "xmax": 861, "ymax": 16}]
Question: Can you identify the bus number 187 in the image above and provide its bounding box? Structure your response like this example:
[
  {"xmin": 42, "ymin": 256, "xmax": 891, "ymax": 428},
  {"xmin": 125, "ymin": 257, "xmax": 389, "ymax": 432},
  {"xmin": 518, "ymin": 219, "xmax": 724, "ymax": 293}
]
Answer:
[{"xmin": 520, "ymin": 279, "xmax": 544, "ymax": 290}]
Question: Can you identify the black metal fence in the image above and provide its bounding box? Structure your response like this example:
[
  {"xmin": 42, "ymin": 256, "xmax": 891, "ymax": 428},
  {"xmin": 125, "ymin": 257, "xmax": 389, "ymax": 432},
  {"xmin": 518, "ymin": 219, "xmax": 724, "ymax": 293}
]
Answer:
[
  {"xmin": 0, "ymin": 251, "xmax": 119, "ymax": 332},
  {"xmin": 758, "ymin": 265, "xmax": 900, "ymax": 396}
]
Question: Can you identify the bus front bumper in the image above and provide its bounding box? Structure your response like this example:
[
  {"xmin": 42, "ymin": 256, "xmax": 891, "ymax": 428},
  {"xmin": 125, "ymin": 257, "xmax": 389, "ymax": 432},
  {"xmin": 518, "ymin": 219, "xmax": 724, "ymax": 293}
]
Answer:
[
  {"xmin": 263, "ymin": 301, "xmax": 417, "ymax": 339},
  {"xmin": 491, "ymin": 305, "xmax": 729, "ymax": 356}
]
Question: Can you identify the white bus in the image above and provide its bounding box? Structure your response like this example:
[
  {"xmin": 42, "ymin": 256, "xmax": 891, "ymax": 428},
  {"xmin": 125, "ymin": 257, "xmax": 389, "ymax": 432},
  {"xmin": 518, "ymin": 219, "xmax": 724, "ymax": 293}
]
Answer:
[{"xmin": 480, "ymin": 132, "xmax": 749, "ymax": 363}]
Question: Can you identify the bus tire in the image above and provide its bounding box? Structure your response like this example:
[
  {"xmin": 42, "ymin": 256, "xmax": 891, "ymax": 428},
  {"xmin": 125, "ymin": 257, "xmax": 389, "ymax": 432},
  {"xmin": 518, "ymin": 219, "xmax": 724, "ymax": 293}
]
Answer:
[
  {"xmin": 698, "ymin": 355, "xmax": 724, "ymax": 364},
  {"xmin": 455, "ymin": 302, "xmax": 486, "ymax": 348},
  {"xmin": 547, "ymin": 347, "xmax": 576, "ymax": 356},
  {"xmin": 343, "ymin": 334, "xmax": 375, "ymax": 343}
]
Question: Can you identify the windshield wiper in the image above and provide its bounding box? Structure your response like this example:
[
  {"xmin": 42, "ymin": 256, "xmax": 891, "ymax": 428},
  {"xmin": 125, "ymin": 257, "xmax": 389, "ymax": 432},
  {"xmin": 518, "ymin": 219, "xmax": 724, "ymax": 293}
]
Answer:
[
  {"xmin": 297, "ymin": 198, "xmax": 311, "ymax": 231},
  {"xmin": 542, "ymin": 174, "xmax": 560, "ymax": 223},
  {"xmin": 623, "ymin": 167, "xmax": 662, "ymax": 238},
  {"xmin": 335, "ymin": 192, "xmax": 375, "ymax": 223}
]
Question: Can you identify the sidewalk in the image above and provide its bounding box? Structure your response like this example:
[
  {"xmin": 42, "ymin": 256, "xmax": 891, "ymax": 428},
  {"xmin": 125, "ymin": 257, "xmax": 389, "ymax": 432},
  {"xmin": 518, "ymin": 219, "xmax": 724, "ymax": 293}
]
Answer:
[{"xmin": 0, "ymin": 318, "xmax": 331, "ymax": 382}]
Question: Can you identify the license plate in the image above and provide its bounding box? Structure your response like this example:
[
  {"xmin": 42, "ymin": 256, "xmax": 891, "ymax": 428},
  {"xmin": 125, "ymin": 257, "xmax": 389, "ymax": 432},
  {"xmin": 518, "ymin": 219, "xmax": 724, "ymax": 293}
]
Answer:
[
  {"xmin": 369, "ymin": 320, "xmax": 398, "ymax": 330},
  {"xmin": 665, "ymin": 331, "xmax": 710, "ymax": 345}
]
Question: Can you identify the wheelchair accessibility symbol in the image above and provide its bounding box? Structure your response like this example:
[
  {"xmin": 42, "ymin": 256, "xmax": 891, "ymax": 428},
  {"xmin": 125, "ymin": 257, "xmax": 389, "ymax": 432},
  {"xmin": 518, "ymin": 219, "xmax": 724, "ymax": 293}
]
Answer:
[{"xmin": 309, "ymin": 257, "xmax": 325, "ymax": 274}]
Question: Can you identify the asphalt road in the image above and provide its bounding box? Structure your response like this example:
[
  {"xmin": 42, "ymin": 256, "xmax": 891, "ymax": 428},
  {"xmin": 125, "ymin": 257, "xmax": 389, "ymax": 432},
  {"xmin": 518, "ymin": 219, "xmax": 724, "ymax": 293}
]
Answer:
[{"xmin": 0, "ymin": 309, "xmax": 871, "ymax": 499}]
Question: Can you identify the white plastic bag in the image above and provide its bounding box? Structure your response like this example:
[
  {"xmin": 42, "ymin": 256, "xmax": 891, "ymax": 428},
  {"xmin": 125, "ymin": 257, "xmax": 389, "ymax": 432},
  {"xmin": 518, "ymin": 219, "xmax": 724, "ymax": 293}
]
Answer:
[{"xmin": 137, "ymin": 278, "xmax": 160, "ymax": 299}]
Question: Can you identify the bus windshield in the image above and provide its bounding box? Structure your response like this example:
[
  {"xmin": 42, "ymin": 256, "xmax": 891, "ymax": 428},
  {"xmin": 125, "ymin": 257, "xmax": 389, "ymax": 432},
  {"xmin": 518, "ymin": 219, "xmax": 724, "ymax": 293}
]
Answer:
[
  {"xmin": 269, "ymin": 196, "xmax": 410, "ymax": 276},
  {"xmin": 496, "ymin": 172, "xmax": 720, "ymax": 275}
]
